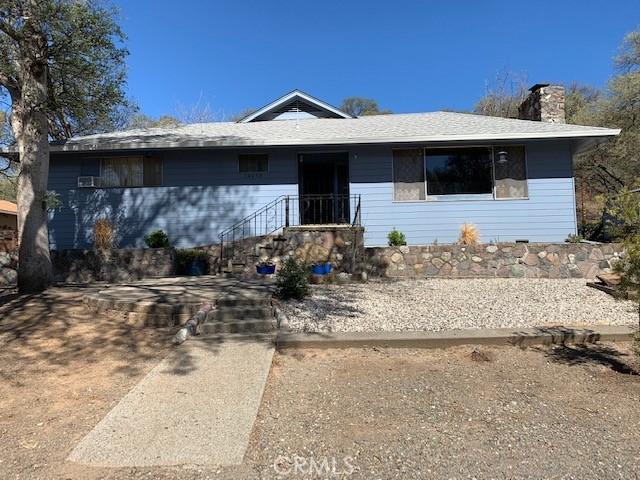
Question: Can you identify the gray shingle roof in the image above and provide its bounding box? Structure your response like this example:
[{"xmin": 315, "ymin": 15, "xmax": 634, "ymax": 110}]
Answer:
[{"xmin": 51, "ymin": 111, "xmax": 620, "ymax": 153}]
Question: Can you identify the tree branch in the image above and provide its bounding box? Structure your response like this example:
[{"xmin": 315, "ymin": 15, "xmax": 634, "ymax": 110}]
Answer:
[
  {"xmin": 0, "ymin": 71, "xmax": 19, "ymax": 99},
  {"xmin": 0, "ymin": 18, "xmax": 21, "ymax": 43},
  {"xmin": 598, "ymin": 164, "xmax": 625, "ymax": 187}
]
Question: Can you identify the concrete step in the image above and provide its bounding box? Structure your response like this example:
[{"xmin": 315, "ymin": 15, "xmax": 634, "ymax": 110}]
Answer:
[
  {"xmin": 199, "ymin": 319, "xmax": 276, "ymax": 334},
  {"xmin": 208, "ymin": 306, "xmax": 274, "ymax": 321},
  {"xmin": 217, "ymin": 296, "xmax": 272, "ymax": 308},
  {"xmin": 196, "ymin": 332, "xmax": 278, "ymax": 344}
]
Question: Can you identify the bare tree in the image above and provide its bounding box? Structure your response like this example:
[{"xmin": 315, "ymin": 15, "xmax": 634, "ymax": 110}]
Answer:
[
  {"xmin": 474, "ymin": 71, "xmax": 529, "ymax": 118},
  {"xmin": 175, "ymin": 93, "xmax": 218, "ymax": 124},
  {"xmin": 226, "ymin": 107, "xmax": 256, "ymax": 122}
]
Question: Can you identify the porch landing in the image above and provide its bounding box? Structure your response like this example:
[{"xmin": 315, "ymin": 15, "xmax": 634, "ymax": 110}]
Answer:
[{"xmin": 83, "ymin": 275, "xmax": 275, "ymax": 327}]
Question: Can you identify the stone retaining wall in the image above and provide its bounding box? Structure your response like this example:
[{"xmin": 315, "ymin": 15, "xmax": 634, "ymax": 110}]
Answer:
[
  {"xmin": 52, "ymin": 248, "xmax": 176, "ymax": 283},
  {"xmin": 365, "ymin": 243, "xmax": 623, "ymax": 279},
  {"xmin": 0, "ymin": 229, "xmax": 18, "ymax": 286},
  {"xmin": 0, "ymin": 251, "xmax": 17, "ymax": 285},
  {"xmin": 209, "ymin": 226, "xmax": 365, "ymax": 275}
]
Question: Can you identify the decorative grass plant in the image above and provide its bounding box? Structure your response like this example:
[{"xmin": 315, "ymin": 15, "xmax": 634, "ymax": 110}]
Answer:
[
  {"xmin": 458, "ymin": 223, "xmax": 480, "ymax": 246},
  {"xmin": 93, "ymin": 218, "xmax": 115, "ymax": 250}
]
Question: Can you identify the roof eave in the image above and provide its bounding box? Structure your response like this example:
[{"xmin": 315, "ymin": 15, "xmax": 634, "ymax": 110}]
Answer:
[{"xmin": 49, "ymin": 129, "xmax": 621, "ymax": 154}]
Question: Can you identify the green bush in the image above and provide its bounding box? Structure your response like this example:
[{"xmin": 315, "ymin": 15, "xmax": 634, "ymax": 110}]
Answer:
[
  {"xmin": 175, "ymin": 248, "xmax": 209, "ymax": 275},
  {"xmin": 276, "ymin": 258, "xmax": 310, "ymax": 300},
  {"xmin": 565, "ymin": 233, "xmax": 584, "ymax": 243},
  {"xmin": 609, "ymin": 187, "xmax": 640, "ymax": 357},
  {"xmin": 387, "ymin": 228, "xmax": 407, "ymax": 246},
  {"xmin": 144, "ymin": 229, "xmax": 171, "ymax": 248}
]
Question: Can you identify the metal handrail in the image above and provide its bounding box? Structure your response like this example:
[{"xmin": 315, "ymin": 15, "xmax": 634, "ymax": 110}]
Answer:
[{"xmin": 217, "ymin": 194, "xmax": 362, "ymax": 272}]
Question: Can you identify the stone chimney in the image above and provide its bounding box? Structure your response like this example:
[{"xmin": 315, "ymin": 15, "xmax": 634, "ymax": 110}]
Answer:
[{"xmin": 518, "ymin": 84, "xmax": 566, "ymax": 123}]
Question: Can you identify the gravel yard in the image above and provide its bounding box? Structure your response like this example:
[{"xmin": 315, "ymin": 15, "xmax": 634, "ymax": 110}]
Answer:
[{"xmin": 279, "ymin": 278, "xmax": 638, "ymax": 332}]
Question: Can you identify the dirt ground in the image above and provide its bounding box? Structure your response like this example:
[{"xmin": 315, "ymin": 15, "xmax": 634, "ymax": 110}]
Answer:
[
  {"xmin": 248, "ymin": 345, "xmax": 640, "ymax": 479},
  {"xmin": 0, "ymin": 287, "xmax": 173, "ymax": 480},
  {"xmin": 1, "ymin": 287, "xmax": 640, "ymax": 479}
]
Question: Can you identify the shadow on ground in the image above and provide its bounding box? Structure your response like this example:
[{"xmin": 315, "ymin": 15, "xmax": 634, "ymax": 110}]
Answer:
[
  {"xmin": 0, "ymin": 286, "xmax": 175, "ymax": 385},
  {"xmin": 538, "ymin": 343, "xmax": 639, "ymax": 376},
  {"xmin": 276, "ymin": 283, "xmax": 366, "ymax": 332}
]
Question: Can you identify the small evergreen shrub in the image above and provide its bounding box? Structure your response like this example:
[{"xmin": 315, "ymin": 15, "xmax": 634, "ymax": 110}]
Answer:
[
  {"xmin": 387, "ymin": 228, "xmax": 407, "ymax": 246},
  {"xmin": 276, "ymin": 258, "xmax": 310, "ymax": 300},
  {"xmin": 144, "ymin": 229, "xmax": 171, "ymax": 248},
  {"xmin": 175, "ymin": 248, "xmax": 209, "ymax": 275},
  {"xmin": 565, "ymin": 233, "xmax": 584, "ymax": 243}
]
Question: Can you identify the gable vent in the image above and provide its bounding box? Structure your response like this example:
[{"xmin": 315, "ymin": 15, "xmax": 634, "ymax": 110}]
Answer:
[{"xmin": 237, "ymin": 90, "xmax": 353, "ymax": 122}]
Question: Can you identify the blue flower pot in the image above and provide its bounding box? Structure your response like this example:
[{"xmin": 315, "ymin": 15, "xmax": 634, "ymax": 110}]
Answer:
[
  {"xmin": 256, "ymin": 264, "xmax": 276, "ymax": 275},
  {"xmin": 311, "ymin": 262, "xmax": 332, "ymax": 275}
]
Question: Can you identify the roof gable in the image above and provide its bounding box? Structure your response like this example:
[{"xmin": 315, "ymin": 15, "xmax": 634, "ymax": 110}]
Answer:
[{"xmin": 237, "ymin": 89, "xmax": 353, "ymax": 123}]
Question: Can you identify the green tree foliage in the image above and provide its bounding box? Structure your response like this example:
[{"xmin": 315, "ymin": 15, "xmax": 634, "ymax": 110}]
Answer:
[
  {"xmin": 0, "ymin": 174, "xmax": 16, "ymax": 201},
  {"xmin": 2, "ymin": 1, "xmax": 132, "ymax": 140},
  {"xmin": 570, "ymin": 30, "xmax": 640, "ymax": 234},
  {"xmin": 340, "ymin": 97, "xmax": 392, "ymax": 117},
  {"xmin": 0, "ymin": 0, "xmax": 131, "ymax": 292},
  {"xmin": 608, "ymin": 188, "xmax": 640, "ymax": 355},
  {"xmin": 0, "ymin": 110, "xmax": 16, "ymax": 201},
  {"xmin": 473, "ymin": 30, "xmax": 640, "ymax": 237}
]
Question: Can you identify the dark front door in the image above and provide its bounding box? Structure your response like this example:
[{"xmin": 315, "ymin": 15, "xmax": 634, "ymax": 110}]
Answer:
[{"xmin": 298, "ymin": 152, "xmax": 350, "ymax": 224}]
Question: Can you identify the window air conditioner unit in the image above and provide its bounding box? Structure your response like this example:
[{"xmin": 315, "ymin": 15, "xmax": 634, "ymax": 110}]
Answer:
[{"xmin": 77, "ymin": 176, "xmax": 101, "ymax": 188}]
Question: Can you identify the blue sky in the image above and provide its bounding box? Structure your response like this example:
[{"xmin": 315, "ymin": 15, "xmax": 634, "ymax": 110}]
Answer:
[{"xmin": 118, "ymin": 0, "xmax": 640, "ymax": 120}]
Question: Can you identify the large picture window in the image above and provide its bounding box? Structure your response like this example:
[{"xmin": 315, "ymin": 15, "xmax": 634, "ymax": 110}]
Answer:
[
  {"xmin": 425, "ymin": 148, "xmax": 493, "ymax": 196},
  {"xmin": 100, "ymin": 156, "xmax": 162, "ymax": 188},
  {"xmin": 392, "ymin": 146, "xmax": 528, "ymax": 201}
]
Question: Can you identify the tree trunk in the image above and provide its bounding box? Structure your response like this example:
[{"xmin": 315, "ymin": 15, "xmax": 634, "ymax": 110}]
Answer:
[{"xmin": 11, "ymin": 22, "xmax": 53, "ymax": 293}]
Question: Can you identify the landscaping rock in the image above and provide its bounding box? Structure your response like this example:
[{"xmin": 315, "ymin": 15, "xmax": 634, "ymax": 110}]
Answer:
[
  {"xmin": 365, "ymin": 243, "xmax": 623, "ymax": 280},
  {"xmin": 280, "ymin": 279, "xmax": 637, "ymax": 333}
]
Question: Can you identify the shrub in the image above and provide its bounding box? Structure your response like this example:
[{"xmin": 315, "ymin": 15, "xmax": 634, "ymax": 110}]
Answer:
[
  {"xmin": 609, "ymin": 187, "xmax": 640, "ymax": 356},
  {"xmin": 144, "ymin": 229, "xmax": 171, "ymax": 248},
  {"xmin": 94, "ymin": 218, "xmax": 115, "ymax": 250},
  {"xmin": 175, "ymin": 249, "xmax": 209, "ymax": 275},
  {"xmin": 276, "ymin": 258, "xmax": 310, "ymax": 300},
  {"xmin": 458, "ymin": 223, "xmax": 479, "ymax": 245},
  {"xmin": 387, "ymin": 228, "xmax": 407, "ymax": 246},
  {"xmin": 565, "ymin": 233, "xmax": 584, "ymax": 243}
]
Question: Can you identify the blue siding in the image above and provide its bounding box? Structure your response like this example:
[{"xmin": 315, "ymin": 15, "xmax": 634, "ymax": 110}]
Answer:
[
  {"xmin": 350, "ymin": 141, "xmax": 577, "ymax": 246},
  {"xmin": 48, "ymin": 141, "xmax": 578, "ymax": 250},
  {"xmin": 48, "ymin": 149, "xmax": 298, "ymax": 249}
]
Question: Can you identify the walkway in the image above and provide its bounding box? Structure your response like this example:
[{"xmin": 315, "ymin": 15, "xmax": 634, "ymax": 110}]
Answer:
[{"xmin": 68, "ymin": 336, "xmax": 275, "ymax": 467}]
